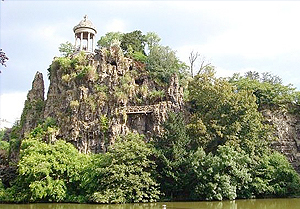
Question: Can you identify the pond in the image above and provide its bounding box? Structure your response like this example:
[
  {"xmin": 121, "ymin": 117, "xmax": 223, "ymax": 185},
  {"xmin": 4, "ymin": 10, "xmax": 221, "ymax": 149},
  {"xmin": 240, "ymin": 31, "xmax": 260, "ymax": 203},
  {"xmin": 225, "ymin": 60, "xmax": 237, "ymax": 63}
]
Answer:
[{"xmin": 1, "ymin": 198, "xmax": 300, "ymax": 209}]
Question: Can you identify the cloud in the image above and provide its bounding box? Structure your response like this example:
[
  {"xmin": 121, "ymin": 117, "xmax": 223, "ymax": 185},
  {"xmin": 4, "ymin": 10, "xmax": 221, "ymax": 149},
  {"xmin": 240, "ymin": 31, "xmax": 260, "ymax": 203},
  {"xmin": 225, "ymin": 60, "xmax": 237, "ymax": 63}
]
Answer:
[
  {"xmin": 173, "ymin": 1, "xmax": 300, "ymax": 60},
  {"xmin": 0, "ymin": 92, "xmax": 27, "ymax": 128},
  {"xmin": 105, "ymin": 19, "xmax": 127, "ymax": 33}
]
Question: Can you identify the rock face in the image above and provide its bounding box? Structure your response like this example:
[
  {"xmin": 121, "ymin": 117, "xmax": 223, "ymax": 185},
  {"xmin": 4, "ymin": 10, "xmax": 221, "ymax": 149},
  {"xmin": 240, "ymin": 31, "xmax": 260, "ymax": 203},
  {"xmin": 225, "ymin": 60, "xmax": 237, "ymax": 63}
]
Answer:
[
  {"xmin": 20, "ymin": 71, "xmax": 44, "ymax": 136},
  {"xmin": 21, "ymin": 47, "xmax": 184, "ymax": 153},
  {"xmin": 262, "ymin": 107, "xmax": 300, "ymax": 173}
]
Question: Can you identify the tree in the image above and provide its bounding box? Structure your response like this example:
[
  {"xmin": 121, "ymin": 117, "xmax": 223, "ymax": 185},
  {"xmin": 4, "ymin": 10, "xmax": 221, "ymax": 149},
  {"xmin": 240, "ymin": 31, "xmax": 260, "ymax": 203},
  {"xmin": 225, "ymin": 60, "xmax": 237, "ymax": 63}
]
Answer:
[
  {"xmin": 229, "ymin": 71, "xmax": 298, "ymax": 108},
  {"xmin": 97, "ymin": 32, "xmax": 123, "ymax": 49},
  {"xmin": 187, "ymin": 67, "xmax": 273, "ymax": 155},
  {"xmin": 9, "ymin": 138, "xmax": 88, "ymax": 202},
  {"xmin": 191, "ymin": 145, "xmax": 252, "ymax": 200},
  {"xmin": 244, "ymin": 71, "xmax": 260, "ymax": 80},
  {"xmin": 153, "ymin": 112, "xmax": 194, "ymax": 199},
  {"xmin": 1, "ymin": 123, "xmax": 89, "ymax": 203},
  {"xmin": 146, "ymin": 45, "xmax": 187, "ymax": 85},
  {"xmin": 188, "ymin": 51, "xmax": 199, "ymax": 77},
  {"xmin": 84, "ymin": 133, "xmax": 160, "ymax": 204},
  {"xmin": 250, "ymin": 151, "xmax": 300, "ymax": 197},
  {"xmin": 121, "ymin": 30, "xmax": 146, "ymax": 54},
  {"xmin": 145, "ymin": 32, "xmax": 161, "ymax": 50},
  {"xmin": 58, "ymin": 41, "xmax": 75, "ymax": 57}
]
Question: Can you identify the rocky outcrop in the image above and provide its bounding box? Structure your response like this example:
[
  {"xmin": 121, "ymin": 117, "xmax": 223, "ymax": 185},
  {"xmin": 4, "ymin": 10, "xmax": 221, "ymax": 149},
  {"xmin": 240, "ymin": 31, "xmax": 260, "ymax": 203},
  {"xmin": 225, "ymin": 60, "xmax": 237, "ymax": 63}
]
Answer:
[
  {"xmin": 40, "ymin": 47, "xmax": 184, "ymax": 153},
  {"xmin": 262, "ymin": 107, "xmax": 300, "ymax": 173},
  {"xmin": 20, "ymin": 71, "xmax": 45, "ymax": 136}
]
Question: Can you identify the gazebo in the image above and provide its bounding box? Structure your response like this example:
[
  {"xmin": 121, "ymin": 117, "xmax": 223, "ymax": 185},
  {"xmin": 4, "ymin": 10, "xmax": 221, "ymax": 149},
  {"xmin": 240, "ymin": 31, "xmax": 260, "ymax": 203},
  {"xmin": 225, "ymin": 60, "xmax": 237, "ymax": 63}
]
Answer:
[{"xmin": 73, "ymin": 15, "xmax": 97, "ymax": 53}]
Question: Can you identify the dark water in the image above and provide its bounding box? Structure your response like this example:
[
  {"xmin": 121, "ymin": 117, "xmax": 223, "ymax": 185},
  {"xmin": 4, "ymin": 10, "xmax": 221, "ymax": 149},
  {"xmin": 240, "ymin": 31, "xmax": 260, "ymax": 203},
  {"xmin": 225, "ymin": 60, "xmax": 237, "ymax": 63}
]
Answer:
[{"xmin": 1, "ymin": 198, "xmax": 300, "ymax": 209}]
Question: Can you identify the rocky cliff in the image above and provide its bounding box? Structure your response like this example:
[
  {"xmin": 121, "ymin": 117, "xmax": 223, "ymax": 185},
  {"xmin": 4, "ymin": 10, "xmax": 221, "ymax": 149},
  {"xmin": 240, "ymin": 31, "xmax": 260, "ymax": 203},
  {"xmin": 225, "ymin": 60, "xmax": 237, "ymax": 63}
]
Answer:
[
  {"xmin": 262, "ymin": 107, "xmax": 300, "ymax": 173},
  {"xmin": 20, "ymin": 72, "xmax": 45, "ymax": 137},
  {"xmin": 22, "ymin": 46, "xmax": 184, "ymax": 153}
]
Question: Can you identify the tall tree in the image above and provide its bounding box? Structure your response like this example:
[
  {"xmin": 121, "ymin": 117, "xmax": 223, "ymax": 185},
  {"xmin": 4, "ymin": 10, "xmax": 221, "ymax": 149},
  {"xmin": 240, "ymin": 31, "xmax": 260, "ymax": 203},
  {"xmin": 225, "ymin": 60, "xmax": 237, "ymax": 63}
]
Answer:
[
  {"xmin": 153, "ymin": 112, "xmax": 194, "ymax": 199},
  {"xmin": 188, "ymin": 67, "xmax": 273, "ymax": 155},
  {"xmin": 146, "ymin": 45, "xmax": 187, "ymax": 84},
  {"xmin": 145, "ymin": 32, "xmax": 161, "ymax": 50}
]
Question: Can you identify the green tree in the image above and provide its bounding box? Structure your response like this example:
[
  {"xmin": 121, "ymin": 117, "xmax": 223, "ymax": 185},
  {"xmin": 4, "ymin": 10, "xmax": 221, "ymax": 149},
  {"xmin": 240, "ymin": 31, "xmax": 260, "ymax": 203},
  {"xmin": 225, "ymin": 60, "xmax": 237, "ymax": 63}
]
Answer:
[
  {"xmin": 58, "ymin": 41, "xmax": 75, "ymax": 57},
  {"xmin": 191, "ymin": 145, "xmax": 252, "ymax": 200},
  {"xmin": 153, "ymin": 112, "xmax": 194, "ymax": 200},
  {"xmin": 229, "ymin": 71, "xmax": 298, "ymax": 108},
  {"xmin": 0, "ymin": 139, "xmax": 9, "ymax": 164},
  {"xmin": 97, "ymin": 32, "xmax": 123, "ymax": 49},
  {"xmin": 121, "ymin": 30, "xmax": 146, "ymax": 55},
  {"xmin": 84, "ymin": 133, "xmax": 160, "ymax": 204},
  {"xmin": 146, "ymin": 45, "xmax": 187, "ymax": 85},
  {"xmin": 145, "ymin": 32, "xmax": 161, "ymax": 50},
  {"xmin": 3, "ymin": 124, "xmax": 89, "ymax": 202},
  {"xmin": 250, "ymin": 151, "xmax": 300, "ymax": 197},
  {"xmin": 188, "ymin": 67, "xmax": 272, "ymax": 155}
]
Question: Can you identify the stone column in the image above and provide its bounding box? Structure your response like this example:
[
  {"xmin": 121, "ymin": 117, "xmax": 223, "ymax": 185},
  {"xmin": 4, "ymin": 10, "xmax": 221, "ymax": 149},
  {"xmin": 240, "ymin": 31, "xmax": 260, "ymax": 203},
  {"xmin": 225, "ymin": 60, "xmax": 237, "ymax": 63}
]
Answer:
[
  {"xmin": 80, "ymin": 32, "xmax": 83, "ymax": 50},
  {"xmin": 92, "ymin": 35, "xmax": 94, "ymax": 52},
  {"xmin": 75, "ymin": 35, "xmax": 77, "ymax": 49},
  {"xmin": 87, "ymin": 33, "xmax": 90, "ymax": 52}
]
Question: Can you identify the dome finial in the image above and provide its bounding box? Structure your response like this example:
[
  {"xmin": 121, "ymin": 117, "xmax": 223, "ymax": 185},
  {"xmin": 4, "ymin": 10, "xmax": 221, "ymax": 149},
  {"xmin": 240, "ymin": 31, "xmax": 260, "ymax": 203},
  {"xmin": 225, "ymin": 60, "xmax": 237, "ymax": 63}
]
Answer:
[{"xmin": 84, "ymin": 15, "xmax": 88, "ymax": 21}]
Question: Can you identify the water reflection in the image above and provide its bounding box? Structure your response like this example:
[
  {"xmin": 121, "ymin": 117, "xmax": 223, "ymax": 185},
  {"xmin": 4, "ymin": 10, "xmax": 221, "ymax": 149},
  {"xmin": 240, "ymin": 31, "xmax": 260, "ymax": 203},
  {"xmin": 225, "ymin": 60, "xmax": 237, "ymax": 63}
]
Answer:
[{"xmin": 1, "ymin": 198, "xmax": 299, "ymax": 209}]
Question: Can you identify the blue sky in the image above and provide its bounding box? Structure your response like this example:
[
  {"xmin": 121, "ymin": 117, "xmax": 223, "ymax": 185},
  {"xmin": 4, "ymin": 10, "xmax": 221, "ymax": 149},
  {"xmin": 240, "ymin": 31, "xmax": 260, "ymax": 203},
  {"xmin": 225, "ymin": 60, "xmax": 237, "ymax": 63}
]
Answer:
[{"xmin": 1, "ymin": 1, "xmax": 300, "ymax": 128}]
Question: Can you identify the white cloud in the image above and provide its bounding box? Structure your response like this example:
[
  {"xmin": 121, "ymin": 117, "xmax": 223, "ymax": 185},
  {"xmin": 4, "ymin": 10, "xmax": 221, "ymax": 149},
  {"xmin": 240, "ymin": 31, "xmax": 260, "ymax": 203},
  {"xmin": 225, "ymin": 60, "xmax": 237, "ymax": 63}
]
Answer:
[
  {"xmin": 0, "ymin": 92, "xmax": 27, "ymax": 128},
  {"xmin": 174, "ymin": 1, "xmax": 300, "ymax": 60},
  {"xmin": 105, "ymin": 19, "xmax": 127, "ymax": 32}
]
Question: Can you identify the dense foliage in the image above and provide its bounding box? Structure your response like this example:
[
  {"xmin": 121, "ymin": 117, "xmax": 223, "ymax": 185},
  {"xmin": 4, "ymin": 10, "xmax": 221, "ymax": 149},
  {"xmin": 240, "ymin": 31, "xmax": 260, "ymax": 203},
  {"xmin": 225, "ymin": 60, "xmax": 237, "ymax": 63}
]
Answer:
[
  {"xmin": 0, "ymin": 125, "xmax": 160, "ymax": 203},
  {"xmin": 153, "ymin": 112, "xmax": 193, "ymax": 200},
  {"xmin": 98, "ymin": 30, "xmax": 188, "ymax": 85},
  {"xmin": 83, "ymin": 133, "xmax": 160, "ymax": 204},
  {"xmin": 188, "ymin": 67, "xmax": 273, "ymax": 154},
  {"xmin": 229, "ymin": 71, "xmax": 300, "ymax": 108}
]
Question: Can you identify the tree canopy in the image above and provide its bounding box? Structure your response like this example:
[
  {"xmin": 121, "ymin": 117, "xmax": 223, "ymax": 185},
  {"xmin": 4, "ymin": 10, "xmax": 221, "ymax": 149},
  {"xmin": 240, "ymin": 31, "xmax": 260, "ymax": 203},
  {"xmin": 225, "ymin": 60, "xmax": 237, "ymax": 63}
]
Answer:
[
  {"xmin": 187, "ymin": 67, "xmax": 273, "ymax": 154},
  {"xmin": 229, "ymin": 71, "xmax": 300, "ymax": 108}
]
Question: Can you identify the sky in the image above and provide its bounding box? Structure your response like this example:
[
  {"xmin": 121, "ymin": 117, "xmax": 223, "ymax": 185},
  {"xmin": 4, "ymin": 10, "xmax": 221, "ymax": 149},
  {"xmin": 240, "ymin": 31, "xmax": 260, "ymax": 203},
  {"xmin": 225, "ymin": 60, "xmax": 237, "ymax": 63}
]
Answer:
[{"xmin": 1, "ymin": 0, "xmax": 300, "ymax": 128}]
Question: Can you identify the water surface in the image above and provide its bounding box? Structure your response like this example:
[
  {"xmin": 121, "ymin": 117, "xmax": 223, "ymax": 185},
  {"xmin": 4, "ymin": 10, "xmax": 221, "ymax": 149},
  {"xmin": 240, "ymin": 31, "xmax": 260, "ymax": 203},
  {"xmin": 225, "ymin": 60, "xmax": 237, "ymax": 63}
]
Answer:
[{"xmin": 1, "ymin": 198, "xmax": 299, "ymax": 209}]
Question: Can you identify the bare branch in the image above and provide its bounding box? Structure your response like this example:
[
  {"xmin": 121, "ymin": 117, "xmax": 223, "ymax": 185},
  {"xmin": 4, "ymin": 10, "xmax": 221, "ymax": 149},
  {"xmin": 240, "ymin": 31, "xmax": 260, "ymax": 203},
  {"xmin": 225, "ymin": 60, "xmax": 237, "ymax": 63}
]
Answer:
[{"xmin": 189, "ymin": 51, "xmax": 200, "ymax": 77}]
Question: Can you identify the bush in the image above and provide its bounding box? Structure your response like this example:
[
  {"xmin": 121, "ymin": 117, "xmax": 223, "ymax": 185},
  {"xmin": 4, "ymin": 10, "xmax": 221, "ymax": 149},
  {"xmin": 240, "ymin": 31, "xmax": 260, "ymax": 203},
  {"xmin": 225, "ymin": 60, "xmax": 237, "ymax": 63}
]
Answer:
[
  {"xmin": 191, "ymin": 145, "xmax": 252, "ymax": 200},
  {"xmin": 9, "ymin": 137, "xmax": 89, "ymax": 202},
  {"xmin": 83, "ymin": 133, "xmax": 160, "ymax": 203}
]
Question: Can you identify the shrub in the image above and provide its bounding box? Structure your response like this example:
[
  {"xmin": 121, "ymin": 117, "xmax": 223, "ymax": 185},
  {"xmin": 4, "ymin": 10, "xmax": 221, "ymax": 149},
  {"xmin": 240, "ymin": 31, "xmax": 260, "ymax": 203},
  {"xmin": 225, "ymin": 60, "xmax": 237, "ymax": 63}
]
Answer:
[{"xmin": 83, "ymin": 133, "xmax": 160, "ymax": 203}]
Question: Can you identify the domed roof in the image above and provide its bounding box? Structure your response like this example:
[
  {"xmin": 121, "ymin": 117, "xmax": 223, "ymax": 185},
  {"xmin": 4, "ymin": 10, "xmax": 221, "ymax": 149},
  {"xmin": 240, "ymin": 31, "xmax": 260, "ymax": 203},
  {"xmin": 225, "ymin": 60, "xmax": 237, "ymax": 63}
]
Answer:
[{"xmin": 73, "ymin": 15, "xmax": 97, "ymax": 34}]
